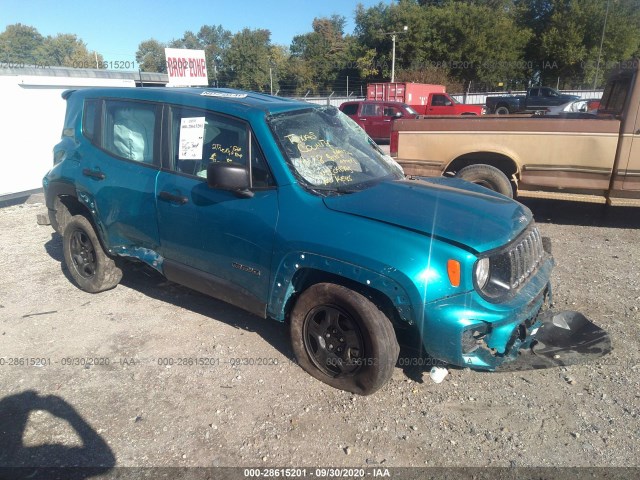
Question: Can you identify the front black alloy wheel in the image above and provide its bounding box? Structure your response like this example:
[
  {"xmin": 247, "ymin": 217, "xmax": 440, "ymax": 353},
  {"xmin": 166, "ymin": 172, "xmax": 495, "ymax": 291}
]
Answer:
[
  {"xmin": 303, "ymin": 304, "xmax": 366, "ymax": 377},
  {"xmin": 290, "ymin": 283, "xmax": 399, "ymax": 395}
]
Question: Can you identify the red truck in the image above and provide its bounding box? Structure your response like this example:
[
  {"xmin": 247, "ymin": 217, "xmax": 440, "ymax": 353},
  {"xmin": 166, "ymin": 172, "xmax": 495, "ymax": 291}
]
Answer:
[{"xmin": 367, "ymin": 82, "xmax": 485, "ymax": 116}]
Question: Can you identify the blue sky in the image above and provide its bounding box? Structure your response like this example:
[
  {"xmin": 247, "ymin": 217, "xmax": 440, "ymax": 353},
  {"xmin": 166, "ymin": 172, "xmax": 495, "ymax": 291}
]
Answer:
[{"xmin": 1, "ymin": 0, "xmax": 389, "ymax": 63}]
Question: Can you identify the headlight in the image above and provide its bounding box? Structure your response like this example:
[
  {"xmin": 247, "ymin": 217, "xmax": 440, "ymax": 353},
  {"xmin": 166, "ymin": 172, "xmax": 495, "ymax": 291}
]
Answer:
[
  {"xmin": 474, "ymin": 257, "xmax": 490, "ymax": 290},
  {"xmin": 474, "ymin": 226, "xmax": 546, "ymax": 302}
]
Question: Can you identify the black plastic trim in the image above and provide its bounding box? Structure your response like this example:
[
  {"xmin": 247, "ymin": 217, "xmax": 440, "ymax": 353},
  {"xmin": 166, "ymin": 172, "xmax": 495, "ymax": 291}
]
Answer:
[{"xmin": 163, "ymin": 259, "xmax": 267, "ymax": 319}]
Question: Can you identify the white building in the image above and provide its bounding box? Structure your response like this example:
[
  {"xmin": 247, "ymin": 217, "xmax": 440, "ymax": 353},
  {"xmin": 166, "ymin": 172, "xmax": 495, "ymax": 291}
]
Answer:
[{"xmin": 0, "ymin": 66, "xmax": 167, "ymax": 201}]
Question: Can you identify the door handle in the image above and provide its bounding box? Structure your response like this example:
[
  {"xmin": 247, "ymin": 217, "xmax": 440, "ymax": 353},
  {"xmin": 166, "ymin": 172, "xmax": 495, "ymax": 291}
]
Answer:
[
  {"xmin": 159, "ymin": 191, "xmax": 189, "ymax": 205},
  {"xmin": 82, "ymin": 168, "xmax": 105, "ymax": 180}
]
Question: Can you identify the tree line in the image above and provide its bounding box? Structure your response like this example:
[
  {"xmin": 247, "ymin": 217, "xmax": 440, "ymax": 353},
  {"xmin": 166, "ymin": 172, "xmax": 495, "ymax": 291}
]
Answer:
[
  {"xmin": 0, "ymin": 24, "xmax": 103, "ymax": 69},
  {"xmin": 2, "ymin": 1, "xmax": 639, "ymax": 94}
]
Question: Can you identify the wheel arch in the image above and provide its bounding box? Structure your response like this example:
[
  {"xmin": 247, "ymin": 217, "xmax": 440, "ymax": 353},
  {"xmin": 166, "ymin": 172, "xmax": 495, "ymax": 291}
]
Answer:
[
  {"xmin": 47, "ymin": 187, "xmax": 111, "ymax": 254},
  {"xmin": 495, "ymin": 102, "xmax": 512, "ymax": 112},
  {"xmin": 49, "ymin": 193, "xmax": 91, "ymax": 234},
  {"xmin": 445, "ymin": 152, "xmax": 520, "ymax": 187},
  {"xmin": 267, "ymin": 255, "xmax": 417, "ymax": 329}
]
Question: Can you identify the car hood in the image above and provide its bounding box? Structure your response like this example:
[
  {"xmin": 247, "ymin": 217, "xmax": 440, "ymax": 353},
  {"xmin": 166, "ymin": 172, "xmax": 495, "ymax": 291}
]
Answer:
[{"xmin": 322, "ymin": 178, "xmax": 532, "ymax": 253}]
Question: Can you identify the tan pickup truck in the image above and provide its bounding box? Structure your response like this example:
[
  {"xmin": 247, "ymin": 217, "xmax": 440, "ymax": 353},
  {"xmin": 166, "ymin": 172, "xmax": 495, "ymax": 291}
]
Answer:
[{"xmin": 390, "ymin": 60, "xmax": 640, "ymax": 206}]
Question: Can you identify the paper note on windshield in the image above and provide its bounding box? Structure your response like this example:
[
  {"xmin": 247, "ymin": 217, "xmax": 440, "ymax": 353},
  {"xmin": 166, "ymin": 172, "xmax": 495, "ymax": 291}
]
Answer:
[{"xmin": 179, "ymin": 117, "xmax": 205, "ymax": 160}]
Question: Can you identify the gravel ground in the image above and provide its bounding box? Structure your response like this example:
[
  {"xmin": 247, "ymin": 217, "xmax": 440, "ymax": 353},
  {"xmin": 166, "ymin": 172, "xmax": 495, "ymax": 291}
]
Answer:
[{"xmin": 0, "ymin": 197, "xmax": 639, "ymax": 475}]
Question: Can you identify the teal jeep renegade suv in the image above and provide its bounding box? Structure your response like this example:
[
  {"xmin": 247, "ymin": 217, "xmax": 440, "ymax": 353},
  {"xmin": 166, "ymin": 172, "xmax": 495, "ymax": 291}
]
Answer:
[{"xmin": 44, "ymin": 87, "xmax": 555, "ymax": 394}]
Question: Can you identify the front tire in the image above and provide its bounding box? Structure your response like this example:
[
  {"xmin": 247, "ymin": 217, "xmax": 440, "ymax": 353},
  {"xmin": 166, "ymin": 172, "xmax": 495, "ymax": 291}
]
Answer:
[
  {"xmin": 290, "ymin": 283, "xmax": 399, "ymax": 395},
  {"xmin": 455, "ymin": 164, "xmax": 513, "ymax": 197},
  {"xmin": 62, "ymin": 215, "xmax": 122, "ymax": 293}
]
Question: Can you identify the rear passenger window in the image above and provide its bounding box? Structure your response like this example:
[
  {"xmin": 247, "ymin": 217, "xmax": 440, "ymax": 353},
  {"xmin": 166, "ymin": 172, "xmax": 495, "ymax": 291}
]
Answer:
[
  {"xmin": 103, "ymin": 100, "xmax": 157, "ymax": 164},
  {"xmin": 361, "ymin": 104, "xmax": 381, "ymax": 116},
  {"xmin": 83, "ymin": 100, "xmax": 99, "ymax": 142},
  {"xmin": 170, "ymin": 107, "xmax": 274, "ymax": 188}
]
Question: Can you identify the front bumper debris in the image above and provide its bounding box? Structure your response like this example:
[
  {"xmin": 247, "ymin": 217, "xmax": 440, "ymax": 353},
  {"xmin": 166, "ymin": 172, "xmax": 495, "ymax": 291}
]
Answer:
[{"xmin": 497, "ymin": 310, "xmax": 612, "ymax": 371}]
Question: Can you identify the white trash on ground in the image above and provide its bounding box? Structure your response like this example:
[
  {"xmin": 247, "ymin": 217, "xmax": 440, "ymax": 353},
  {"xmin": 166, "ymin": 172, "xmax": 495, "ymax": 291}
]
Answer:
[{"xmin": 429, "ymin": 366, "xmax": 449, "ymax": 384}]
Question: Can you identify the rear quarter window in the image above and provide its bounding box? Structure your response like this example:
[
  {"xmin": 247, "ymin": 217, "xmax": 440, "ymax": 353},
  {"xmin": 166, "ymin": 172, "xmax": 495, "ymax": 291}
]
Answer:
[{"xmin": 82, "ymin": 99, "xmax": 99, "ymax": 142}]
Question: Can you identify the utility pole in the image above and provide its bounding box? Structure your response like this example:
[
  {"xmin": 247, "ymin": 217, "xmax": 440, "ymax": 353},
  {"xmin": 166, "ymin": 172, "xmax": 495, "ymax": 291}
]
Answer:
[
  {"xmin": 383, "ymin": 26, "xmax": 408, "ymax": 83},
  {"xmin": 594, "ymin": 0, "xmax": 611, "ymax": 90}
]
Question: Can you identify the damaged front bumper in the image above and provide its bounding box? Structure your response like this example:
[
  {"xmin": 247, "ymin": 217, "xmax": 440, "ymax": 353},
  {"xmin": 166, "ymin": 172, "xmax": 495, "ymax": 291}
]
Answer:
[
  {"xmin": 421, "ymin": 256, "xmax": 612, "ymax": 370},
  {"xmin": 422, "ymin": 256, "xmax": 553, "ymax": 370},
  {"xmin": 496, "ymin": 310, "xmax": 612, "ymax": 371}
]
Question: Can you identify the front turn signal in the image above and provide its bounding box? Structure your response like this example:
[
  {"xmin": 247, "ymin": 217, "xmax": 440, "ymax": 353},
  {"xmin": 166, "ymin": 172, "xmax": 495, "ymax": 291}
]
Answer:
[{"xmin": 447, "ymin": 259, "xmax": 461, "ymax": 287}]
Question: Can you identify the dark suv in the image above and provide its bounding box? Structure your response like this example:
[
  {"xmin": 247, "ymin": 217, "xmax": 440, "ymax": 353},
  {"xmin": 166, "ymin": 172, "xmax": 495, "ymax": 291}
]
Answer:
[{"xmin": 43, "ymin": 87, "xmax": 567, "ymax": 394}]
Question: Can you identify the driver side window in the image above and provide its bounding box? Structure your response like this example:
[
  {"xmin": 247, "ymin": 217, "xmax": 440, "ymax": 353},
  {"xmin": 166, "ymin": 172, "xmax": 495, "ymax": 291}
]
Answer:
[{"xmin": 169, "ymin": 106, "xmax": 274, "ymax": 187}]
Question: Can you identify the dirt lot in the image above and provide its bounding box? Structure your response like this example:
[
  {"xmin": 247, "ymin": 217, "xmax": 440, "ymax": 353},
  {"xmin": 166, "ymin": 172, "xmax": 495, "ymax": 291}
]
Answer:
[{"xmin": 0, "ymin": 196, "xmax": 639, "ymax": 476}]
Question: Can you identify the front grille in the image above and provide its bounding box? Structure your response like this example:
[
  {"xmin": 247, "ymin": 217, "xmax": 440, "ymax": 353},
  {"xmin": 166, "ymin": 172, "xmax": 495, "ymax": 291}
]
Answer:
[{"xmin": 507, "ymin": 227, "xmax": 544, "ymax": 289}]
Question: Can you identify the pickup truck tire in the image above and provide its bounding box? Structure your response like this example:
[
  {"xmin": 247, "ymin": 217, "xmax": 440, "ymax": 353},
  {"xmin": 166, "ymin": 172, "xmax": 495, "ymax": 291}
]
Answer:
[
  {"xmin": 62, "ymin": 215, "xmax": 123, "ymax": 293},
  {"xmin": 495, "ymin": 106, "xmax": 510, "ymax": 115},
  {"xmin": 455, "ymin": 164, "xmax": 513, "ymax": 197},
  {"xmin": 290, "ymin": 283, "xmax": 399, "ymax": 395}
]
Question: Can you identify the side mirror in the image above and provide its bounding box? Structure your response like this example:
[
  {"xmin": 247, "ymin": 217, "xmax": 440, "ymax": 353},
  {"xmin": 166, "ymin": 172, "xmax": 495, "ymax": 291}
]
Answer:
[
  {"xmin": 394, "ymin": 111, "xmax": 404, "ymax": 118},
  {"xmin": 207, "ymin": 162, "xmax": 253, "ymax": 198}
]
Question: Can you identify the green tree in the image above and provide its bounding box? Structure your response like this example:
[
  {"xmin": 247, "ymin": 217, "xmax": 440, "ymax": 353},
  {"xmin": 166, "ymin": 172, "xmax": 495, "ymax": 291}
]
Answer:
[
  {"xmin": 196, "ymin": 25, "xmax": 232, "ymax": 86},
  {"xmin": 1, "ymin": 24, "xmax": 104, "ymax": 68},
  {"xmin": 516, "ymin": 0, "xmax": 640, "ymax": 88},
  {"xmin": 539, "ymin": 0, "xmax": 640, "ymax": 86},
  {"xmin": 35, "ymin": 34, "xmax": 104, "ymax": 68},
  {"xmin": 222, "ymin": 28, "xmax": 273, "ymax": 91},
  {"xmin": 289, "ymin": 15, "xmax": 356, "ymax": 94},
  {"xmin": 0, "ymin": 23, "xmax": 43, "ymax": 63},
  {"xmin": 136, "ymin": 39, "xmax": 167, "ymax": 73},
  {"xmin": 354, "ymin": 0, "xmax": 535, "ymax": 90}
]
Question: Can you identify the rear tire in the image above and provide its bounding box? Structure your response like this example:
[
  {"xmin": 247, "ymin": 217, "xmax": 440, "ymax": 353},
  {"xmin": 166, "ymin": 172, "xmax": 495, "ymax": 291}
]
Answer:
[
  {"xmin": 495, "ymin": 106, "xmax": 510, "ymax": 115},
  {"xmin": 290, "ymin": 283, "xmax": 399, "ymax": 395},
  {"xmin": 455, "ymin": 164, "xmax": 513, "ymax": 198},
  {"xmin": 62, "ymin": 215, "xmax": 122, "ymax": 293}
]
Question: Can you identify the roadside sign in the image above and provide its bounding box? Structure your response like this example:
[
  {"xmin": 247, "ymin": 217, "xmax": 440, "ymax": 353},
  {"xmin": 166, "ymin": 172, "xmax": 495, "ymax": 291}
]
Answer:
[{"xmin": 165, "ymin": 48, "xmax": 208, "ymax": 87}]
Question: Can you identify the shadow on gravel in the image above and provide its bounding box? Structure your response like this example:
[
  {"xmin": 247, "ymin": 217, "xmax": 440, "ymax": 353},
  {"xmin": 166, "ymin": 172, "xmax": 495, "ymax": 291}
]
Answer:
[
  {"xmin": 520, "ymin": 198, "xmax": 640, "ymax": 229},
  {"xmin": 44, "ymin": 233, "xmax": 76, "ymax": 287},
  {"xmin": 43, "ymin": 232, "xmax": 437, "ymax": 384},
  {"xmin": 0, "ymin": 390, "xmax": 115, "ymax": 479},
  {"xmin": 121, "ymin": 261, "xmax": 296, "ymax": 360},
  {"xmin": 43, "ymin": 232, "xmax": 295, "ymax": 364}
]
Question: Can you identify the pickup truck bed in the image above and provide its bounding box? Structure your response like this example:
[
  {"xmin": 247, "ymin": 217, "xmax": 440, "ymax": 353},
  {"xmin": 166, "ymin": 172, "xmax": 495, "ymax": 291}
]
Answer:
[{"xmin": 390, "ymin": 60, "xmax": 640, "ymax": 206}]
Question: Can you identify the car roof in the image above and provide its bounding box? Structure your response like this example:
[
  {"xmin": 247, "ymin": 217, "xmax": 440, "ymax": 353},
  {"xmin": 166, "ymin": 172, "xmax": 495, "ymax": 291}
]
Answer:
[{"xmin": 63, "ymin": 87, "xmax": 316, "ymax": 117}]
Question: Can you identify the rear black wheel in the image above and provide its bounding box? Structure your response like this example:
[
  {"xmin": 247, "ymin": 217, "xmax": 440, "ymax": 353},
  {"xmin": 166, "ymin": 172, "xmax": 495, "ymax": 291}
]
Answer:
[
  {"xmin": 290, "ymin": 283, "xmax": 399, "ymax": 395},
  {"xmin": 62, "ymin": 215, "xmax": 122, "ymax": 293},
  {"xmin": 455, "ymin": 164, "xmax": 513, "ymax": 198},
  {"xmin": 495, "ymin": 105, "xmax": 510, "ymax": 115}
]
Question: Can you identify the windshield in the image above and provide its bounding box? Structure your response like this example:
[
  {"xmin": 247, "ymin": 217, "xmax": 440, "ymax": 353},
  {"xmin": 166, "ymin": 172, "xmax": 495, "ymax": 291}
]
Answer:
[
  {"xmin": 268, "ymin": 106, "xmax": 404, "ymax": 193},
  {"xmin": 405, "ymin": 105, "xmax": 418, "ymax": 115}
]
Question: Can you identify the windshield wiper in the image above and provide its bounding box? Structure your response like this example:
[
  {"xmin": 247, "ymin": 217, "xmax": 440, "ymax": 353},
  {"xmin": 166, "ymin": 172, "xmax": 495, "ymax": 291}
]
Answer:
[{"xmin": 303, "ymin": 184, "xmax": 359, "ymax": 196}]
